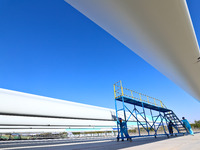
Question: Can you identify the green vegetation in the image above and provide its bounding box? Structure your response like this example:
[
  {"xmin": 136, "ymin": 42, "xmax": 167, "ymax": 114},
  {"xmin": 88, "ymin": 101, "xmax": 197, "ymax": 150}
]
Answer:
[
  {"xmin": 0, "ymin": 135, "xmax": 9, "ymax": 140},
  {"xmin": 0, "ymin": 132, "xmax": 68, "ymax": 140},
  {"xmin": 0, "ymin": 134, "xmax": 21, "ymax": 140},
  {"xmin": 38, "ymin": 132, "xmax": 68, "ymax": 139},
  {"xmin": 72, "ymin": 131, "xmax": 116, "ymax": 135},
  {"xmin": 191, "ymin": 120, "xmax": 200, "ymax": 128}
]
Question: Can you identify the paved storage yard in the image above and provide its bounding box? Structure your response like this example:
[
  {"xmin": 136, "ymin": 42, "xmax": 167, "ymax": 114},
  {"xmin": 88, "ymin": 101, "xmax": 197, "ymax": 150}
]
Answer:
[{"xmin": 0, "ymin": 133, "xmax": 199, "ymax": 150}]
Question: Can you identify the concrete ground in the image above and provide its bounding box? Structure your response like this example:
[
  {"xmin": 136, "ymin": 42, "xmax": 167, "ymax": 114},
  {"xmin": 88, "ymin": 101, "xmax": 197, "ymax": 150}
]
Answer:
[
  {"xmin": 123, "ymin": 133, "xmax": 200, "ymax": 150},
  {"xmin": 0, "ymin": 133, "xmax": 199, "ymax": 150}
]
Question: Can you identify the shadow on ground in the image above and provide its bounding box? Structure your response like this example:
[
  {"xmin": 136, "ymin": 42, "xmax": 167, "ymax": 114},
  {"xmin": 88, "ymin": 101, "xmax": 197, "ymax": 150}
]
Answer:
[
  {"xmin": 42, "ymin": 134, "xmax": 188, "ymax": 150},
  {"xmin": 1, "ymin": 133, "xmax": 199, "ymax": 150}
]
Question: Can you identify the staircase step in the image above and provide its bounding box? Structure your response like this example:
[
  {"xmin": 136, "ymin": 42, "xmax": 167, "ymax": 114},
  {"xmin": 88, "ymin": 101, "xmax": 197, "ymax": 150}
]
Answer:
[
  {"xmin": 177, "ymin": 125, "xmax": 184, "ymax": 126},
  {"xmin": 178, "ymin": 128, "xmax": 185, "ymax": 130},
  {"xmin": 178, "ymin": 129, "xmax": 186, "ymax": 131},
  {"xmin": 166, "ymin": 113, "xmax": 174, "ymax": 115}
]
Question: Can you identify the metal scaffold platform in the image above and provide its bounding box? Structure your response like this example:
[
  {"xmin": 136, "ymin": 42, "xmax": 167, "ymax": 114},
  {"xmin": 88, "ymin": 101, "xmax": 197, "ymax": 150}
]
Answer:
[{"xmin": 114, "ymin": 81, "xmax": 188, "ymax": 141}]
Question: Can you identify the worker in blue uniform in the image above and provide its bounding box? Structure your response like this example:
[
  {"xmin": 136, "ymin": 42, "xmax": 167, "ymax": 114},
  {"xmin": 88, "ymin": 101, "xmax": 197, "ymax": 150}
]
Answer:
[
  {"xmin": 118, "ymin": 118, "xmax": 131, "ymax": 141},
  {"xmin": 168, "ymin": 120, "xmax": 174, "ymax": 136},
  {"xmin": 182, "ymin": 117, "xmax": 194, "ymax": 135}
]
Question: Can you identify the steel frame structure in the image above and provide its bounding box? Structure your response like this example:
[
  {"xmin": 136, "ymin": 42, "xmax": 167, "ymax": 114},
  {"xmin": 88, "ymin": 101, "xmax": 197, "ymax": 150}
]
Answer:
[{"xmin": 114, "ymin": 81, "xmax": 187, "ymax": 141}]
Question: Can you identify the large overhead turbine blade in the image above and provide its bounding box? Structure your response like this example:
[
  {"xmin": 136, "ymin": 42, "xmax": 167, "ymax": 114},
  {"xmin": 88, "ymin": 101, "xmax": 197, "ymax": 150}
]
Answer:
[{"xmin": 65, "ymin": 0, "xmax": 200, "ymax": 101}]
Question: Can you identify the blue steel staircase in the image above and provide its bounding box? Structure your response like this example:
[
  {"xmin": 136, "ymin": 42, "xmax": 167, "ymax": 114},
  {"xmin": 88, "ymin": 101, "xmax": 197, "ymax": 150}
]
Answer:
[
  {"xmin": 164, "ymin": 111, "xmax": 188, "ymax": 133},
  {"xmin": 114, "ymin": 81, "xmax": 187, "ymax": 141}
]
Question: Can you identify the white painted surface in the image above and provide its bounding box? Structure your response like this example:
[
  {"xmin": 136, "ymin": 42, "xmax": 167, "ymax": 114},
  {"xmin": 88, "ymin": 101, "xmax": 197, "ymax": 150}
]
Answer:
[
  {"xmin": 0, "ymin": 115, "xmax": 115, "ymax": 126},
  {"xmin": 0, "ymin": 88, "xmax": 143, "ymax": 133},
  {"xmin": 0, "ymin": 88, "xmax": 115, "ymax": 120},
  {"xmin": 65, "ymin": 0, "xmax": 200, "ymax": 101}
]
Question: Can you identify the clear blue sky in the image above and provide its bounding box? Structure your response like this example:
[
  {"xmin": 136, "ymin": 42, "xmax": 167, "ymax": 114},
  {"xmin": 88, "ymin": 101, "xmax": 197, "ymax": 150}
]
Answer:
[{"xmin": 0, "ymin": 0, "xmax": 199, "ymax": 122}]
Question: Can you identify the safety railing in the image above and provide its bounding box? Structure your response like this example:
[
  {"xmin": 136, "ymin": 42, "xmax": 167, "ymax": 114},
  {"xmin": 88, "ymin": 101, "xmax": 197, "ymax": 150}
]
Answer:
[{"xmin": 114, "ymin": 80, "xmax": 167, "ymax": 108}]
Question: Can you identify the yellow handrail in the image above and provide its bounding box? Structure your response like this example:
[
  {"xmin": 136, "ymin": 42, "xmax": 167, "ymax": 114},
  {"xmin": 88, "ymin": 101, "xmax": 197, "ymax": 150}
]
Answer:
[
  {"xmin": 113, "ymin": 84, "xmax": 116, "ymax": 98},
  {"xmin": 113, "ymin": 80, "xmax": 167, "ymax": 108},
  {"xmin": 120, "ymin": 80, "xmax": 124, "ymax": 96}
]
